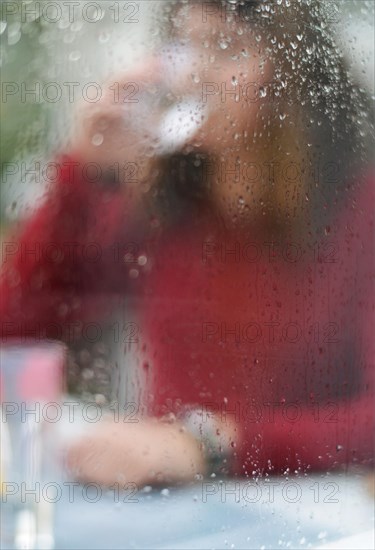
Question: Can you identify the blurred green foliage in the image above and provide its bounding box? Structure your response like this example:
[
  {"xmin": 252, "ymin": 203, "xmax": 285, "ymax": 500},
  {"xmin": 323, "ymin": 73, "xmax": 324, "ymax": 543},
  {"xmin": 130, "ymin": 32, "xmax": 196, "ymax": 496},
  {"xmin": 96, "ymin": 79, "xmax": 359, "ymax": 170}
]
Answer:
[
  {"xmin": 1, "ymin": 1, "xmax": 48, "ymax": 173},
  {"xmin": 1, "ymin": 1, "xmax": 52, "ymax": 228}
]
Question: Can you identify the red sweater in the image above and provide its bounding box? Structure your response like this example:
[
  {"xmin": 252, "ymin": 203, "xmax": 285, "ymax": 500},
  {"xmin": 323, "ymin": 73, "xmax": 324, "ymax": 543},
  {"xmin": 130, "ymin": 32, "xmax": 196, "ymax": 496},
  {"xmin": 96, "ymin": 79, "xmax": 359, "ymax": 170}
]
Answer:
[{"xmin": 1, "ymin": 155, "xmax": 374, "ymax": 476}]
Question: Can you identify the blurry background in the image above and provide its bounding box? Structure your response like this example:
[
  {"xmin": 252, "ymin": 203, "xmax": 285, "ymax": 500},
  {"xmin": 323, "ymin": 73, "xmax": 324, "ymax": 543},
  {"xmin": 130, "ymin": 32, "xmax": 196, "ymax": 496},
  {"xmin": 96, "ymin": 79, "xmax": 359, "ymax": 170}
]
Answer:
[
  {"xmin": 0, "ymin": 0, "xmax": 374, "ymax": 227},
  {"xmin": 0, "ymin": 0, "xmax": 165, "ymax": 224}
]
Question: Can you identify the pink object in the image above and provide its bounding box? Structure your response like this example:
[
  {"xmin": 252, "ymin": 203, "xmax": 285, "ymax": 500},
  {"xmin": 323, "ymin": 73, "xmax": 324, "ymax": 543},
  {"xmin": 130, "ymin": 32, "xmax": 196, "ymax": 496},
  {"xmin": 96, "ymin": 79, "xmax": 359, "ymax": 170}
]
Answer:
[{"xmin": 18, "ymin": 348, "xmax": 64, "ymax": 401}]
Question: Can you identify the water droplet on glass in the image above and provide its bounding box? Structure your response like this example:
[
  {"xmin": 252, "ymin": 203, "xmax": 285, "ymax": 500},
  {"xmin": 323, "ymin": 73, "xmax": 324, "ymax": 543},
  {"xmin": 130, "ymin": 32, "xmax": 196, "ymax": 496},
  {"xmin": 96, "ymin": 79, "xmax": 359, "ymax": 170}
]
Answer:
[
  {"xmin": 63, "ymin": 33, "xmax": 75, "ymax": 45},
  {"xmin": 57, "ymin": 18, "xmax": 70, "ymax": 30},
  {"xmin": 94, "ymin": 394, "xmax": 106, "ymax": 406},
  {"xmin": 82, "ymin": 368, "xmax": 94, "ymax": 381},
  {"xmin": 219, "ymin": 40, "xmax": 229, "ymax": 50},
  {"xmin": 91, "ymin": 133, "xmax": 104, "ymax": 146},
  {"xmin": 71, "ymin": 21, "xmax": 83, "ymax": 32},
  {"xmin": 129, "ymin": 268, "xmax": 139, "ymax": 279},
  {"xmin": 7, "ymin": 22, "xmax": 21, "ymax": 45},
  {"xmin": 99, "ymin": 31, "xmax": 110, "ymax": 44},
  {"xmin": 69, "ymin": 51, "xmax": 81, "ymax": 62}
]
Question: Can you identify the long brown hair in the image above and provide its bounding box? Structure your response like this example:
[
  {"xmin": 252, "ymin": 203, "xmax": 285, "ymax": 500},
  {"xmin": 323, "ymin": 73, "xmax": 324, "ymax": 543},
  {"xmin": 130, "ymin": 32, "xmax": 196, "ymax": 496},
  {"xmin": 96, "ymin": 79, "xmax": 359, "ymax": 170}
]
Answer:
[{"xmin": 152, "ymin": 0, "xmax": 374, "ymax": 235}]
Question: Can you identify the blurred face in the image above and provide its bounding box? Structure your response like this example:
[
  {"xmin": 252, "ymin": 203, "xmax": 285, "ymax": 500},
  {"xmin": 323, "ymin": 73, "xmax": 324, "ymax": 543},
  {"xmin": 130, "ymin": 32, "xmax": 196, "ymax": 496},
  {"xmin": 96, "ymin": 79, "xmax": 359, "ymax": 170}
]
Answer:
[
  {"xmin": 166, "ymin": 2, "xmax": 274, "ymax": 224},
  {"xmin": 73, "ymin": 2, "xmax": 302, "ymax": 229}
]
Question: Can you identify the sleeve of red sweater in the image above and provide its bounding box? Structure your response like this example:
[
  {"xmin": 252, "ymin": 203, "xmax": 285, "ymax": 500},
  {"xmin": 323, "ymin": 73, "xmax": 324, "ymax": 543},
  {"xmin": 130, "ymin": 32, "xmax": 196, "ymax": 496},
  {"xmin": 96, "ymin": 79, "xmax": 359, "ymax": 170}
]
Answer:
[
  {"xmin": 234, "ymin": 292, "xmax": 375, "ymax": 476},
  {"xmin": 234, "ymin": 177, "xmax": 375, "ymax": 476},
  {"xmin": 234, "ymin": 394, "xmax": 374, "ymax": 476},
  {"xmin": 1, "ymin": 154, "xmax": 132, "ymax": 342}
]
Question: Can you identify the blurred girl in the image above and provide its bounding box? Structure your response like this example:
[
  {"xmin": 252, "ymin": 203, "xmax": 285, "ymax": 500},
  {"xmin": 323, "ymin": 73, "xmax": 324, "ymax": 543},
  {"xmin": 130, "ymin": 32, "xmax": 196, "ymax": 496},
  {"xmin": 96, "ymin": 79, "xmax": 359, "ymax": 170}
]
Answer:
[{"xmin": 1, "ymin": 0, "xmax": 374, "ymax": 485}]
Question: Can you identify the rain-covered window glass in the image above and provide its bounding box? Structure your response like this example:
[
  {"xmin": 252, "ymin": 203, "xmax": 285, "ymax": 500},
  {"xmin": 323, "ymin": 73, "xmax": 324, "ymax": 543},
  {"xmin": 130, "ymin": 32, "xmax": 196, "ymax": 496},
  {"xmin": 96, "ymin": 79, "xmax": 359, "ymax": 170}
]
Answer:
[{"xmin": 1, "ymin": 1, "xmax": 374, "ymax": 549}]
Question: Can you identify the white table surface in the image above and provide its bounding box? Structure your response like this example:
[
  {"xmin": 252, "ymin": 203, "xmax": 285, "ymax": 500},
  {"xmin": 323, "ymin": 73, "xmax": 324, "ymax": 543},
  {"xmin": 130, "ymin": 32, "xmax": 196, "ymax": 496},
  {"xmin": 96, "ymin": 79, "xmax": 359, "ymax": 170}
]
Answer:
[{"xmin": 49, "ymin": 472, "xmax": 374, "ymax": 550}]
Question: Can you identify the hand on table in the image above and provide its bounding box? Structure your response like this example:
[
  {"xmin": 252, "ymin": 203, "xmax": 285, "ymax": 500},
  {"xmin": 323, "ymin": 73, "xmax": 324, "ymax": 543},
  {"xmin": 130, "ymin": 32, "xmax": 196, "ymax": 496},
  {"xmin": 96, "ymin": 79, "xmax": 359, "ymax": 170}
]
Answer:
[{"xmin": 65, "ymin": 417, "xmax": 208, "ymax": 487}]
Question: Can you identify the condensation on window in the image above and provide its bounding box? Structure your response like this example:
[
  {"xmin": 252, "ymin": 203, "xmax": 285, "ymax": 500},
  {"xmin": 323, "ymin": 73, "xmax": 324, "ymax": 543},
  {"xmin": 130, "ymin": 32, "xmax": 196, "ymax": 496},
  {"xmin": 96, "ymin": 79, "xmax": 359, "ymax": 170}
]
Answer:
[{"xmin": 1, "ymin": 1, "xmax": 374, "ymax": 549}]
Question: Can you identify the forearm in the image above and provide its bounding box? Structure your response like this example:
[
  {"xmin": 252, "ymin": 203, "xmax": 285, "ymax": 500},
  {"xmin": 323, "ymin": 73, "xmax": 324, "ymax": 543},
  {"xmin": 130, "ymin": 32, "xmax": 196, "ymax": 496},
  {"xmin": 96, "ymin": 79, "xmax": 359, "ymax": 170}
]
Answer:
[{"xmin": 66, "ymin": 417, "xmax": 208, "ymax": 487}]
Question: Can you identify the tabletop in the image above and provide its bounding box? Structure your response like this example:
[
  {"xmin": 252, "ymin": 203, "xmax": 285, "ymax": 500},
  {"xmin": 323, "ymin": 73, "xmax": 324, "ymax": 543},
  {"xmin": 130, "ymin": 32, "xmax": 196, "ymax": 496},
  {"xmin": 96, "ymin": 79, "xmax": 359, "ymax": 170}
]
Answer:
[{"xmin": 50, "ymin": 472, "xmax": 374, "ymax": 549}]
